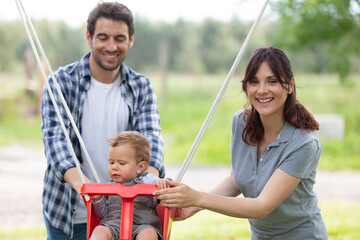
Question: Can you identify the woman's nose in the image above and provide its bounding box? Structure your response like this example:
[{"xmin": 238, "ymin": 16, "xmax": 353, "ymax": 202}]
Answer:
[{"xmin": 257, "ymin": 82, "xmax": 268, "ymax": 94}]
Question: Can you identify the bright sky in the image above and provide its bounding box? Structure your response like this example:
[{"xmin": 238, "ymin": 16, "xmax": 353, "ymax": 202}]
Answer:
[{"xmin": 1, "ymin": 0, "xmax": 272, "ymax": 27}]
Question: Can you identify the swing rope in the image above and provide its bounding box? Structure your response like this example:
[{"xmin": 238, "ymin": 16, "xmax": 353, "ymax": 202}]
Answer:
[
  {"xmin": 15, "ymin": 0, "xmax": 101, "ymax": 187},
  {"xmin": 175, "ymin": 0, "xmax": 270, "ymax": 182}
]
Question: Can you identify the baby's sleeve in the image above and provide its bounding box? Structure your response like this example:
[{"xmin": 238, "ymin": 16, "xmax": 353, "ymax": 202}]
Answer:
[{"xmin": 92, "ymin": 196, "xmax": 108, "ymax": 219}]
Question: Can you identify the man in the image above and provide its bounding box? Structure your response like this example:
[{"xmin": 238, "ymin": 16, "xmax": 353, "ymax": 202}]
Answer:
[{"xmin": 41, "ymin": 2, "xmax": 165, "ymax": 239}]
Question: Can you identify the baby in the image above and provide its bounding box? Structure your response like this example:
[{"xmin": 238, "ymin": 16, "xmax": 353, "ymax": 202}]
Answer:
[{"xmin": 90, "ymin": 131, "xmax": 169, "ymax": 240}]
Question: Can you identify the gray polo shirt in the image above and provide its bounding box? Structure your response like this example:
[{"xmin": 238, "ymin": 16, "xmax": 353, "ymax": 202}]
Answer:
[{"xmin": 231, "ymin": 110, "xmax": 328, "ymax": 239}]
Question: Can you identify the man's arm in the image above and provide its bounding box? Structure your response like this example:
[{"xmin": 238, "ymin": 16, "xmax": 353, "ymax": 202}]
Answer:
[
  {"xmin": 63, "ymin": 167, "xmax": 91, "ymax": 194},
  {"xmin": 129, "ymin": 74, "xmax": 165, "ymax": 177}
]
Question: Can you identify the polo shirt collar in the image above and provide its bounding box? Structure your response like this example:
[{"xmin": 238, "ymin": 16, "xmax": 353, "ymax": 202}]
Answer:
[{"xmin": 268, "ymin": 121, "xmax": 295, "ymax": 147}]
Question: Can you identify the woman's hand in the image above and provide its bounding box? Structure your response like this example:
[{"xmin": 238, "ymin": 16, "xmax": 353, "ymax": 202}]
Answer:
[
  {"xmin": 153, "ymin": 181, "xmax": 201, "ymax": 208},
  {"xmin": 170, "ymin": 206, "xmax": 201, "ymax": 221}
]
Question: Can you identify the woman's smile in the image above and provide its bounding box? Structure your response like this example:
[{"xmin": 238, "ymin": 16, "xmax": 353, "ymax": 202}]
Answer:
[{"xmin": 257, "ymin": 97, "xmax": 274, "ymax": 105}]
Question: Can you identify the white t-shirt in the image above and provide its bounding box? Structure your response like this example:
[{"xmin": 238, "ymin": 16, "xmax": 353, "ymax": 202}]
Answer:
[{"xmin": 74, "ymin": 73, "xmax": 129, "ymax": 223}]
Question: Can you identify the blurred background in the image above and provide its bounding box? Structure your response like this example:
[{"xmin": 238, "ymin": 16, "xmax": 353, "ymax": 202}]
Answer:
[{"xmin": 0, "ymin": 0, "xmax": 359, "ymax": 239}]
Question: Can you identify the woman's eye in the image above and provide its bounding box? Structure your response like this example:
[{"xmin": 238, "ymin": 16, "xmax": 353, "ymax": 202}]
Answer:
[
  {"xmin": 269, "ymin": 79, "xmax": 278, "ymax": 85},
  {"xmin": 248, "ymin": 79, "xmax": 258, "ymax": 85}
]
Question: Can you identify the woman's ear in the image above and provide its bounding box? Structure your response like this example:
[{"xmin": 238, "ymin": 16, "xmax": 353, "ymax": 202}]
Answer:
[
  {"xmin": 288, "ymin": 77, "xmax": 295, "ymax": 94},
  {"xmin": 137, "ymin": 161, "xmax": 148, "ymax": 174}
]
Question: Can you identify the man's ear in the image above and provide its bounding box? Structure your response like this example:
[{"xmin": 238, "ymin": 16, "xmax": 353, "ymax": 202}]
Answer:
[
  {"xmin": 128, "ymin": 34, "xmax": 134, "ymax": 48},
  {"xmin": 86, "ymin": 31, "xmax": 92, "ymax": 48},
  {"xmin": 137, "ymin": 161, "xmax": 148, "ymax": 174}
]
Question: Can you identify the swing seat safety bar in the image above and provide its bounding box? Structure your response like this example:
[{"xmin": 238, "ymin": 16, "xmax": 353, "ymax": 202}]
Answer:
[{"xmin": 80, "ymin": 183, "xmax": 172, "ymax": 240}]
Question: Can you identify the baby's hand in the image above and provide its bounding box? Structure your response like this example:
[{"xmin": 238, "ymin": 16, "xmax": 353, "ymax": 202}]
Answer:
[
  {"xmin": 91, "ymin": 195, "xmax": 103, "ymax": 203},
  {"xmin": 156, "ymin": 179, "xmax": 170, "ymax": 189}
]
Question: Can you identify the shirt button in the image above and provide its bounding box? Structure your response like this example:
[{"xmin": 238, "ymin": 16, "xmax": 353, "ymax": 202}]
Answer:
[
  {"xmin": 260, "ymin": 158, "xmax": 263, "ymax": 162},
  {"xmin": 266, "ymin": 147, "xmax": 270, "ymax": 150}
]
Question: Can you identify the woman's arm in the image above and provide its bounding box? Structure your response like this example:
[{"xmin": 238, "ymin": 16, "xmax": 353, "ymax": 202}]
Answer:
[
  {"xmin": 155, "ymin": 168, "xmax": 300, "ymax": 219},
  {"xmin": 209, "ymin": 171, "xmax": 241, "ymax": 196},
  {"xmin": 154, "ymin": 171, "xmax": 241, "ymax": 220}
]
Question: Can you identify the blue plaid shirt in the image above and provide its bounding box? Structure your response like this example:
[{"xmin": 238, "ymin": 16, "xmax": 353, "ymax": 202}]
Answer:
[{"xmin": 41, "ymin": 52, "xmax": 164, "ymax": 237}]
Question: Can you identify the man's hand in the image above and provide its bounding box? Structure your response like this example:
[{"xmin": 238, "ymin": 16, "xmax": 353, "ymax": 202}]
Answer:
[{"xmin": 147, "ymin": 165, "xmax": 160, "ymax": 177}]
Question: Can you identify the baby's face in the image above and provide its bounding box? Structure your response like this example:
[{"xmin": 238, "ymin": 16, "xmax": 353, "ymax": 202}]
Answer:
[{"xmin": 108, "ymin": 144, "xmax": 139, "ymax": 183}]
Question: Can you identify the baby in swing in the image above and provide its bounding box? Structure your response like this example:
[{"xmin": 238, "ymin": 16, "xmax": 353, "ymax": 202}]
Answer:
[{"xmin": 90, "ymin": 131, "xmax": 169, "ymax": 240}]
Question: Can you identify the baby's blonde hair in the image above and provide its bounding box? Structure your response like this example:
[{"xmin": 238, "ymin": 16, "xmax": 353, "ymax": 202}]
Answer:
[{"xmin": 109, "ymin": 131, "xmax": 150, "ymax": 164}]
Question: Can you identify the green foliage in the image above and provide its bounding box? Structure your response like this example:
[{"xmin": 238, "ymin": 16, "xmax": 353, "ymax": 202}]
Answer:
[
  {"xmin": 2, "ymin": 12, "xmax": 360, "ymax": 76},
  {"xmin": 272, "ymin": 0, "xmax": 360, "ymax": 82},
  {"xmin": 0, "ymin": 73, "xmax": 42, "ymax": 147},
  {"xmin": 0, "ymin": 21, "xmax": 27, "ymax": 71},
  {"xmin": 0, "ymin": 94, "xmax": 42, "ymax": 147},
  {"xmin": 35, "ymin": 20, "xmax": 88, "ymax": 69}
]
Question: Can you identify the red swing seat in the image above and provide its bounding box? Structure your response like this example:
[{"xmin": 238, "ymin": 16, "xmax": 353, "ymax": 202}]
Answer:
[{"xmin": 80, "ymin": 183, "xmax": 172, "ymax": 240}]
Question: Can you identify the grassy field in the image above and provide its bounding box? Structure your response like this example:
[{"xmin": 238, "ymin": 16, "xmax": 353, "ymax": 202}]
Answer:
[
  {"xmin": 0, "ymin": 72, "xmax": 360, "ymax": 170},
  {"xmin": 0, "ymin": 201, "xmax": 359, "ymax": 239}
]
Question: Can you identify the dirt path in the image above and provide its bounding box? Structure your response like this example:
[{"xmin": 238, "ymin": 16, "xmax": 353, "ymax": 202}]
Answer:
[{"xmin": 1, "ymin": 145, "xmax": 359, "ymax": 228}]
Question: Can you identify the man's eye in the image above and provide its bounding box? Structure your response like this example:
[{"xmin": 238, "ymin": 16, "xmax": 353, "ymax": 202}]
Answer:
[{"xmin": 116, "ymin": 37, "xmax": 126, "ymax": 42}]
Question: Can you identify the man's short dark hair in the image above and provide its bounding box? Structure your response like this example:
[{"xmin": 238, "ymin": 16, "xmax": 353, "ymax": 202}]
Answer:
[{"xmin": 87, "ymin": 2, "xmax": 135, "ymax": 38}]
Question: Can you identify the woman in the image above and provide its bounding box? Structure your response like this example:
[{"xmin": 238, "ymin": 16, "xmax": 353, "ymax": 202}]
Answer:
[{"xmin": 154, "ymin": 47, "xmax": 328, "ymax": 239}]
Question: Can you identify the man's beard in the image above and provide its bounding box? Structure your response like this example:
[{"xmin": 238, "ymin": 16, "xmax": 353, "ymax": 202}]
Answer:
[{"xmin": 92, "ymin": 50, "xmax": 125, "ymax": 71}]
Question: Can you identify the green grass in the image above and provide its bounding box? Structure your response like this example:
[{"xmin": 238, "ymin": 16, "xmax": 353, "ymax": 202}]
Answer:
[
  {"xmin": 0, "ymin": 201, "xmax": 359, "ymax": 239},
  {"xmin": 0, "ymin": 227, "xmax": 45, "ymax": 240},
  {"xmin": 0, "ymin": 72, "xmax": 360, "ymax": 169}
]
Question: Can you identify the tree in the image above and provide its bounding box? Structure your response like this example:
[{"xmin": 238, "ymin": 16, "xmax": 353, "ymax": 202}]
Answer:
[
  {"xmin": 273, "ymin": 0, "xmax": 360, "ymax": 83},
  {"xmin": 198, "ymin": 18, "xmax": 228, "ymax": 73},
  {"xmin": 0, "ymin": 21, "xmax": 26, "ymax": 71}
]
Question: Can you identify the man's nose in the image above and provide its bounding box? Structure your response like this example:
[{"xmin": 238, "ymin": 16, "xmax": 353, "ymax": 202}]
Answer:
[{"xmin": 105, "ymin": 39, "xmax": 117, "ymax": 52}]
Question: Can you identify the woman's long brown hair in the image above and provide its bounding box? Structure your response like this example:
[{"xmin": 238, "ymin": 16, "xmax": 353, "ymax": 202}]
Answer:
[{"xmin": 241, "ymin": 47, "xmax": 319, "ymax": 145}]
